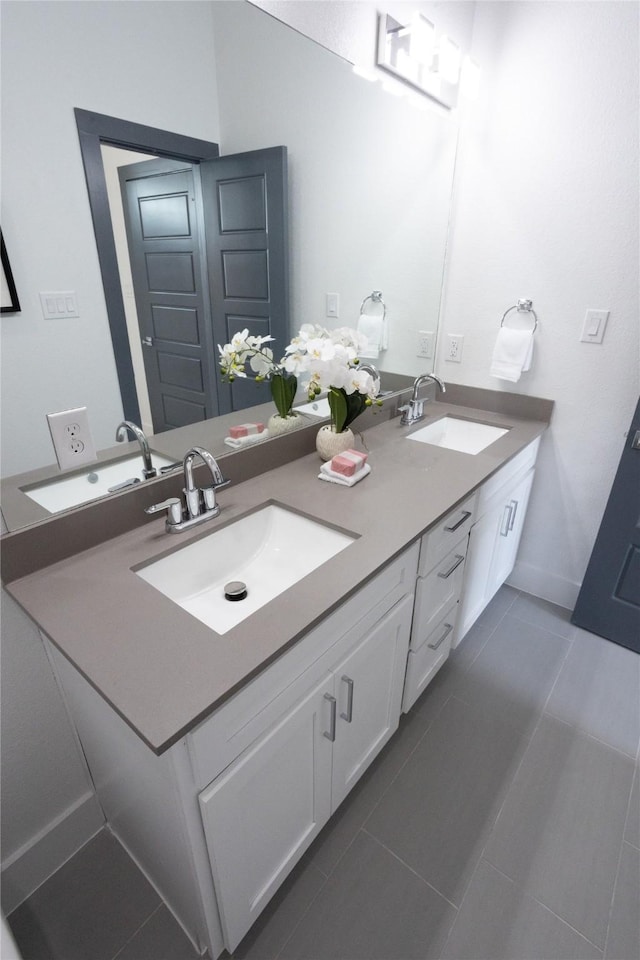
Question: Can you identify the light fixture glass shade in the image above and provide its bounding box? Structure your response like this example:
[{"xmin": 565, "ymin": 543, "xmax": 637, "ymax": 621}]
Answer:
[
  {"xmin": 461, "ymin": 57, "xmax": 481, "ymax": 99},
  {"xmin": 410, "ymin": 13, "xmax": 435, "ymax": 66},
  {"xmin": 438, "ymin": 36, "xmax": 460, "ymax": 84}
]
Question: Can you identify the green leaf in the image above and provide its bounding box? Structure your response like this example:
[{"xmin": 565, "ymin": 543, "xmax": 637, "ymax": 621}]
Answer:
[
  {"xmin": 328, "ymin": 387, "xmax": 348, "ymax": 433},
  {"xmin": 270, "ymin": 373, "xmax": 297, "ymax": 419}
]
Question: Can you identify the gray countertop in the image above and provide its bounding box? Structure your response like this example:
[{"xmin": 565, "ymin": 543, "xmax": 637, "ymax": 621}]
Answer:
[{"xmin": 4, "ymin": 398, "xmax": 550, "ymax": 754}]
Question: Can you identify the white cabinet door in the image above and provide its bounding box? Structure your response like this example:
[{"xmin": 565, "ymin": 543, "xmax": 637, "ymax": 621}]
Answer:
[
  {"xmin": 330, "ymin": 596, "xmax": 413, "ymax": 810},
  {"xmin": 456, "ymin": 467, "xmax": 535, "ymax": 645},
  {"xmin": 487, "ymin": 468, "xmax": 535, "ymax": 597},
  {"xmin": 199, "ymin": 674, "xmax": 334, "ymax": 952}
]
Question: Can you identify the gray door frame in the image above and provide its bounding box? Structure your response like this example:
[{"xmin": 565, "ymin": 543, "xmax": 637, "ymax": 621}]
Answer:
[{"xmin": 74, "ymin": 108, "xmax": 220, "ymax": 424}]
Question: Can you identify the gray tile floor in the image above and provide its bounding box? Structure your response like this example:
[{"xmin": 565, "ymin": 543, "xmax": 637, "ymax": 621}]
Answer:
[{"xmin": 8, "ymin": 587, "xmax": 640, "ymax": 960}]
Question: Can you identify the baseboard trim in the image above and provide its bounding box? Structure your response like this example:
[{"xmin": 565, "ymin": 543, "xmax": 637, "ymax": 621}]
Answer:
[
  {"xmin": 507, "ymin": 560, "xmax": 580, "ymax": 611},
  {"xmin": 1, "ymin": 791, "xmax": 104, "ymax": 915}
]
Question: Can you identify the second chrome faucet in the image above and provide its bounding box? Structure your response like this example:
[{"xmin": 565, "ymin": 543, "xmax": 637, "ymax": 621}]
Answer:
[
  {"xmin": 400, "ymin": 374, "xmax": 446, "ymax": 425},
  {"xmin": 145, "ymin": 446, "xmax": 230, "ymax": 533}
]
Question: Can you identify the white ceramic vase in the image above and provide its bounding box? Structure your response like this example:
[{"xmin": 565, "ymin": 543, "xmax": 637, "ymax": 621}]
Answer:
[
  {"xmin": 267, "ymin": 413, "xmax": 301, "ymax": 437},
  {"xmin": 315, "ymin": 424, "xmax": 355, "ymax": 461}
]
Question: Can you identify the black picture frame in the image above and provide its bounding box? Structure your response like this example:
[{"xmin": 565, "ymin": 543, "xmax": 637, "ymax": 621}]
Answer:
[{"xmin": 1, "ymin": 230, "xmax": 21, "ymax": 313}]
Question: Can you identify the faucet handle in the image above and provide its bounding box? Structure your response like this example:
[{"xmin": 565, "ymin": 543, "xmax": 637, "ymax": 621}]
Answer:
[{"xmin": 145, "ymin": 497, "xmax": 183, "ymax": 526}]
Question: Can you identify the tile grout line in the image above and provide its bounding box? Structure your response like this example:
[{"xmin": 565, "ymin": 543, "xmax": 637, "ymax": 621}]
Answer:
[
  {"xmin": 111, "ymin": 901, "xmax": 165, "ymax": 960},
  {"xmin": 437, "ymin": 601, "xmax": 576, "ymax": 957},
  {"xmin": 602, "ymin": 762, "xmax": 640, "ymax": 959},
  {"xmin": 360, "ymin": 827, "xmax": 460, "ymax": 911}
]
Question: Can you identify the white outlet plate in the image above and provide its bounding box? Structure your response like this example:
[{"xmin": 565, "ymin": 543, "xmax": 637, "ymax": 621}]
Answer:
[
  {"xmin": 446, "ymin": 333, "xmax": 464, "ymax": 362},
  {"xmin": 46, "ymin": 407, "xmax": 97, "ymax": 471},
  {"xmin": 416, "ymin": 330, "xmax": 434, "ymax": 359}
]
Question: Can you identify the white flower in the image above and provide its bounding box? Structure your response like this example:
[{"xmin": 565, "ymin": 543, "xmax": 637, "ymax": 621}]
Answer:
[{"xmin": 249, "ymin": 346, "xmax": 275, "ymax": 377}]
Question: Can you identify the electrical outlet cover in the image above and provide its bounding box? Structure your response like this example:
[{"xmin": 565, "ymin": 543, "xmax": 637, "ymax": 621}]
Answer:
[{"xmin": 46, "ymin": 407, "xmax": 97, "ymax": 471}]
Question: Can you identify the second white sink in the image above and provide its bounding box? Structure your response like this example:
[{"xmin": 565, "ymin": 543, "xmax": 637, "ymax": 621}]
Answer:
[
  {"xmin": 136, "ymin": 503, "xmax": 356, "ymax": 634},
  {"xmin": 407, "ymin": 416, "xmax": 509, "ymax": 454},
  {"xmin": 23, "ymin": 453, "xmax": 177, "ymax": 513}
]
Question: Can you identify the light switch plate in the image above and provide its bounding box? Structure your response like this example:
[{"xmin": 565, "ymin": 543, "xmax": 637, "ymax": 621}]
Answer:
[
  {"xmin": 40, "ymin": 291, "xmax": 79, "ymax": 320},
  {"xmin": 580, "ymin": 309, "xmax": 609, "ymax": 344}
]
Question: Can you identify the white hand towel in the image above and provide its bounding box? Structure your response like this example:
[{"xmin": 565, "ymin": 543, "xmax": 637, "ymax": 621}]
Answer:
[
  {"xmin": 224, "ymin": 429, "xmax": 270, "ymax": 449},
  {"xmin": 490, "ymin": 328, "xmax": 534, "ymax": 382},
  {"xmin": 357, "ymin": 314, "xmax": 387, "ymax": 359},
  {"xmin": 318, "ymin": 462, "xmax": 371, "ymax": 487}
]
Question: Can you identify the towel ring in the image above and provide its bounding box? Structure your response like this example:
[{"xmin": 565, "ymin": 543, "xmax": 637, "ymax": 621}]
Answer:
[
  {"xmin": 500, "ymin": 298, "xmax": 538, "ymax": 332},
  {"xmin": 360, "ymin": 290, "xmax": 386, "ymax": 319}
]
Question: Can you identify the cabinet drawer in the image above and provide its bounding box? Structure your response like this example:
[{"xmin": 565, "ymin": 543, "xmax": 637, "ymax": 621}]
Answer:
[
  {"xmin": 411, "ymin": 540, "xmax": 466, "ymax": 650},
  {"xmin": 418, "ymin": 493, "xmax": 476, "ymax": 577},
  {"xmin": 188, "ymin": 543, "xmax": 419, "ymax": 790},
  {"xmin": 403, "ymin": 605, "xmax": 456, "ymax": 712}
]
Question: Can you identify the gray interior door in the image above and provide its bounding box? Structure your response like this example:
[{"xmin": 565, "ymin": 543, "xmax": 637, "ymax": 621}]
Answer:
[
  {"xmin": 572, "ymin": 397, "xmax": 640, "ymax": 652},
  {"xmin": 199, "ymin": 146, "xmax": 289, "ymax": 414},
  {"xmin": 119, "ymin": 157, "xmax": 220, "ymax": 432}
]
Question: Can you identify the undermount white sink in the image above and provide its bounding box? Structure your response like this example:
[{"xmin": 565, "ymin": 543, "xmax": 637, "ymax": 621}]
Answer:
[
  {"xmin": 293, "ymin": 397, "xmax": 331, "ymax": 418},
  {"xmin": 136, "ymin": 503, "xmax": 356, "ymax": 634},
  {"xmin": 407, "ymin": 416, "xmax": 509, "ymax": 455},
  {"xmin": 23, "ymin": 453, "xmax": 176, "ymax": 513}
]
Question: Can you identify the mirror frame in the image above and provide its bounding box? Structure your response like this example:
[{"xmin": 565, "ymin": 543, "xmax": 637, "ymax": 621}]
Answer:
[{"xmin": 74, "ymin": 108, "xmax": 221, "ymax": 425}]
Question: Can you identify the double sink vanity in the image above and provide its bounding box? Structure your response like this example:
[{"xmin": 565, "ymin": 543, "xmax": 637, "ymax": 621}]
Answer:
[{"xmin": 1, "ymin": 382, "xmax": 552, "ymax": 958}]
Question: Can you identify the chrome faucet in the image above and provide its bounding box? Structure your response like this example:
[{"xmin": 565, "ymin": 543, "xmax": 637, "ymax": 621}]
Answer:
[
  {"xmin": 115, "ymin": 421, "xmax": 156, "ymax": 479},
  {"xmin": 399, "ymin": 373, "xmax": 446, "ymax": 425},
  {"xmin": 145, "ymin": 446, "xmax": 230, "ymax": 533}
]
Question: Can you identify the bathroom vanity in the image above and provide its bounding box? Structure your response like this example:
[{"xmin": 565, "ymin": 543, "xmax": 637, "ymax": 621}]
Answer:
[{"xmin": 1, "ymin": 388, "xmax": 551, "ymax": 958}]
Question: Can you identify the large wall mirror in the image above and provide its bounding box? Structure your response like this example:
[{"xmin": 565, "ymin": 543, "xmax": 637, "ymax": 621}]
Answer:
[{"xmin": 0, "ymin": 0, "xmax": 462, "ymax": 531}]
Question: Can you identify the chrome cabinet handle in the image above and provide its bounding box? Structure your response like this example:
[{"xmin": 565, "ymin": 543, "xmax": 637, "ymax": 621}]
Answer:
[
  {"xmin": 500, "ymin": 503, "xmax": 513, "ymax": 537},
  {"xmin": 437, "ymin": 554, "xmax": 465, "ymax": 579},
  {"xmin": 340, "ymin": 676, "xmax": 354, "ymax": 723},
  {"xmin": 142, "ymin": 336, "xmax": 153, "ymax": 347},
  {"xmin": 428, "ymin": 621, "xmax": 454, "ymax": 650},
  {"xmin": 508, "ymin": 498, "xmax": 519, "ymax": 532},
  {"xmin": 444, "ymin": 510, "xmax": 472, "ymax": 533},
  {"xmin": 323, "ymin": 693, "xmax": 337, "ymax": 741}
]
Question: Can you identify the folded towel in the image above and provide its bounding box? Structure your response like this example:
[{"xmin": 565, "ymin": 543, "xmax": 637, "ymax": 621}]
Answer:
[
  {"xmin": 357, "ymin": 313, "xmax": 388, "ymax": 359},
  {"xmin": 490, "ymin": 328, "xmax": 534, "ymax": 382},
  {"xmin": 318, "ymin": 462, "xmax": 371, "ymax": 487},
  {"xmin": 224, "ymin": 429, "xmax": 270, "ymax": 449}
]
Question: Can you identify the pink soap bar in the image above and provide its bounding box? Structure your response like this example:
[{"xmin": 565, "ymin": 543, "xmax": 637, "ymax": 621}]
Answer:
[
  {"xmin": 331, "ymin": 449, "xmax": 368, "ymax": 477},
  {"xmin": 229, "ymin": 422, "xmax": 265, "ymax": 439}
]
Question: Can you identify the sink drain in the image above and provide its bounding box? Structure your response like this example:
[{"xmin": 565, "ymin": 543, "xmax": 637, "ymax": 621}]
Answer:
[{"xmin": 224, "ymin": 581, "xmax": 248, "ymax": 602}]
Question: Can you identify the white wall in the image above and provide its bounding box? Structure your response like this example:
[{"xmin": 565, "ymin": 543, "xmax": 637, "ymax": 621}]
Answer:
[
  {"xmin": 438, "ymin": 0, "xmax": 639, "ymax": 608},
  {"xmin": 0, "ymin": 0, "xmax": 221, "ymax": 908}
]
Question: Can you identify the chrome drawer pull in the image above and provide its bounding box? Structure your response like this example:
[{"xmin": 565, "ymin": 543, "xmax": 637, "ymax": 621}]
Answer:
[
  {"xmin": 500, "ymin": 503, "xmax": 513, "ymax": 537},
  {"xmin": 444, "ymin": 510, "xmax": 472, "ymax": 533},
  {"xmin": 340, "ymin": 676, "xmax": 354, "ymax": 723},
  {"xmin": 508, "ymin": 498, "xmax": 519, "ymax": 531},
  {"xmin": 437, "ymin": 554, "xmax": 465, "ymax": 579},
  {"xmin": 323, "ymin": 693, "xmax": 337, "ymax": 741},
  {"xmin": 428, "ymin": 621, "xmax": 454, "ymax": 650}
]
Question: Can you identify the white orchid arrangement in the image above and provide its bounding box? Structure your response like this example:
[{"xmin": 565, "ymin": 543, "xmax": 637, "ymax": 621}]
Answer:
[
  {"xmin": 283, "ymin": 324, "xmax": 381, "ymax": 433},
  {"xmin": 218, "ymin": 324, "xmax": 381, "ymax": 433},
  {"xmin": 218, "ymin": 330, "xmax": 297, "ymax": 420}
]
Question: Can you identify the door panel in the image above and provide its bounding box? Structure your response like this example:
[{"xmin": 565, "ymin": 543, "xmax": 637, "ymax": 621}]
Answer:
[
  {"xmin": 572, "ymin": 398, "xmax": 640, "ymax": 651},
  {"xmin": 331, "ymin": 597, "xmax": 412, "ymax": 810},
  {"xmin": 200, "ymin": 147, "xmax": 289, "ymax": 415},
  {"xmin": 119, "ymin": 158, "xmax": 219, "ymax": 432},
  {"xmin": 199, "ymin": 675, "xmax": 333, "ymax": 952}
]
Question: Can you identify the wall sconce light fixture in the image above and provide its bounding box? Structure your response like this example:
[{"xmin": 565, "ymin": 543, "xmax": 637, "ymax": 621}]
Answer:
[{"xmin": 376, "ymin": 12, "xmax": 469, "ymax": 109}]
